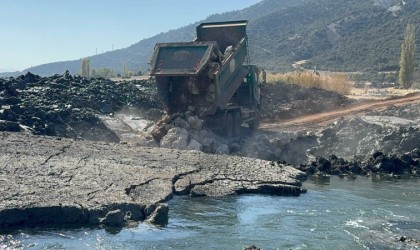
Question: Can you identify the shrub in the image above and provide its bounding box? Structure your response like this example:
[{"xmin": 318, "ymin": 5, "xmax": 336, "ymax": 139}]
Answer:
[{"xmin": 412, "ymin": 68, "xmax": 420, "ymax": 89}]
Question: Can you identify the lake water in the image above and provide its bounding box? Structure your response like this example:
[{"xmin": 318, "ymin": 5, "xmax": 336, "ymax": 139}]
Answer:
[{"xmin": 2, "ymin": 176, "xmax": 419, "ymax": 249}]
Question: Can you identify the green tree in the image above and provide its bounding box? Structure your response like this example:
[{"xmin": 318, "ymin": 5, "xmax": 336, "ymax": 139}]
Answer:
[
  {"xmin": 91, "ymin": 67, "xmax": 115, "ymax": 78},
  {"xmin": 81, "ymin": 58, "xmax": 90, "ymax": 78},
  {"xmin": 122, "ymin": 63, "xmax": 132, "ymax": 78},
  {"xmin": 122, "ymin": 63, "xmax": 128, "ymax": 77},
  {"xmin": 398, "ymin": 24, "xmax": 416, "ymax": 89}
]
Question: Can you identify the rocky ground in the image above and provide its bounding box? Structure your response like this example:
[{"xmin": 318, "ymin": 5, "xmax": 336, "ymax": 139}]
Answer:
[
  {"xmin": 1, "ymin": 73, "xmax": 418, "ymax": 166},
  {"xmin": 0, "ymin": 71, "xmax": 161, "ymax": 141},
  {"xmin": 1, "ymin": 72, "xmax": 419, "ymax": 230},
  {"xmin": 0, "ymin": 131, "xmax": 306, "ymax": 229},
  {"xmin": 296, "ymin": 149, "xmax": 419, "ymax": 177},
  {"xmin": 100, "ymin": 80, "xmax": 359, "ymax": 157},
  {"xmin": 241, "ymin": 102, "xmax": 420, "ymax": 175},
  {"xmin": 0, "ymin": 73, "xmax": 353, "ymax": 141},
  {"xmin": 260, "ymin": 82, "xmax": 355, "ymax": 121},
  {"xmin": 1, "ymin": 72, "xmax": 418, "ymax": 171}
]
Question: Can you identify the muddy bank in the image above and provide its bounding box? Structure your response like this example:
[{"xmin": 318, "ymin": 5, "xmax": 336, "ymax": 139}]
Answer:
[{"xmin": 0, "ymin": 132, "xmax": 306, "ymax": 229}]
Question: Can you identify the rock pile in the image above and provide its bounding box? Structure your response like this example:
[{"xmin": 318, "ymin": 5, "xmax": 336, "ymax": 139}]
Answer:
[
  {"xmin": 239, "ymin": 130, "xmax": 318, "ymax": 164},
  {"xmin": 0, "ymin": 72, "xmax": 242, "ymax": 155},
  {"xmin": 297, "ymin": 149, "xmax": 420, "ymax": 177},
  {"xmin": 0, "ymin": 71, "xmax": 160, "ymax": 141},
  {"xmin": 309, "ymin": 104, "xmax": 420, "ymax": 160},
  {"xmin": 147, "ymin": 109, "xmax": 232, "ymax": 154},
  {"xmin": 140, "ymin": 81, "xmax": 356, "ymax": 156}
]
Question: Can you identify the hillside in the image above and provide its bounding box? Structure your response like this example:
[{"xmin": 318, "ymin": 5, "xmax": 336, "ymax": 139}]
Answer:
[
  {"xmin": 3, "ymin": 0, "xmax": 419, "ymax": 76},
  {"xmin": 247, "ymin": 0, "xmax": 420, "ymax": 72}
]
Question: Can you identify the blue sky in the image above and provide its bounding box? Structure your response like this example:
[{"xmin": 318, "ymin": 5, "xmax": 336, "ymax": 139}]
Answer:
[{"xmin": 0, "ymin": 0, "xmax": 261, "ymax": 72}]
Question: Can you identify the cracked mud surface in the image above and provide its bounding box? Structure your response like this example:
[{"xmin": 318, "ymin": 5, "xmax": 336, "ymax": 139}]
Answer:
[{"xmin": 0, "ymin": 132, "xmax": 306, "ymax": 229}]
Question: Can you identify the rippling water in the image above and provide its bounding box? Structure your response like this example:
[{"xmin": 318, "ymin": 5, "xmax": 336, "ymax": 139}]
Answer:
[{"xmin": 2, "ymin": 176, "xmax": 419, "ymax": 249}]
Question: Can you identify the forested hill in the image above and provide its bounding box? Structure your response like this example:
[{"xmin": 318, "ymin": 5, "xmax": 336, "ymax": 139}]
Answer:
[
  {"xmin": 248, "ymin": 0, "xmax": 420, "ymax": 72},
  {"xmin": 4, "ymin": 0, "xmax": 420, "ymax": 76}
]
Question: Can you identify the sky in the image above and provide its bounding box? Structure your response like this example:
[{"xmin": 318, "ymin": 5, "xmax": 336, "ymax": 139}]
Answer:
[{"xmin": 0, "ymin": 0, "xmax": 262, "ymax": 72}]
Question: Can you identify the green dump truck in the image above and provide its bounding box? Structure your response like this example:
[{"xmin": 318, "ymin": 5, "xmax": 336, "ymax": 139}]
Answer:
[{"xmin": 149, "ymin": 20, "xmax": 261, "ymax": 137}]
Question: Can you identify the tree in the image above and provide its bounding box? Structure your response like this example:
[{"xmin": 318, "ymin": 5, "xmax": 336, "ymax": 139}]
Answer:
[
  {"xmin": 398, "ymin": 24, "xmax": 416, "ymax": 89},
  {"xmin": 81, "ymin": 58, "xmax": 90, "ymax": 78},
  {"xmin": 122, "ymin": 63, "xmax": 134, "ymax": 78},
  {"xmin": 91, "ymin": 67, "xmax": 115, "ymax": 78},
  {"xmin": 122, "ymin": 63, "xmax": 128, "ymax": 78},
  {"xmin": 137, "ymin": 67, "xmax": 143, "ymax": 76}
]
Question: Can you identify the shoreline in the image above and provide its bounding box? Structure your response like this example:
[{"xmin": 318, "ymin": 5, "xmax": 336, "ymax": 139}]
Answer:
[
  {"xmin": 0, "ymin": 131, "xmax": 306, "ymax": 230},
  {"xmin": 2, "ymin": 130, "xmax": 418, "ymax": 231}
]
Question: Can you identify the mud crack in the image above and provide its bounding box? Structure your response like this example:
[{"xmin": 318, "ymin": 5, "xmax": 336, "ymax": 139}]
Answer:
[{"xmin": 40, "ymin": 144, "xmax": 71, "ymax": 166}]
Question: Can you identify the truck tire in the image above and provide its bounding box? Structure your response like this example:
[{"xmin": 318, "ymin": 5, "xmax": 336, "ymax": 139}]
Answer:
[
  {"xmin": 233, "ymin": 111, "xmax": 242, "ymax": 137},
  {"xmin": 248, "ymin": 109, "xmax": 260, "ymax": 130},
  {"xmin": 248, "ymin": 117, "xmax": 260, "ymax": 129},
  {"xmin": 224, "ymin": 113, "xmax": 234, "ymax": 138}
]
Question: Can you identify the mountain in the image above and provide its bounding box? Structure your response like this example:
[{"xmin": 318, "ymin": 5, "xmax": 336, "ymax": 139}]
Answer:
[
  {"xmin": 5, "ymin": 0, "xmax": 420, "ymax": 76},
  {"xmin": 246, "ymin": 0, "xmax": 420, "ymax": 72}
]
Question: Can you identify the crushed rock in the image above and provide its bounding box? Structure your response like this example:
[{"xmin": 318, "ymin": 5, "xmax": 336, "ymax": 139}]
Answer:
[{"xmin": 149, "ymin": 110, "xmax": 230, "ymax": 155}]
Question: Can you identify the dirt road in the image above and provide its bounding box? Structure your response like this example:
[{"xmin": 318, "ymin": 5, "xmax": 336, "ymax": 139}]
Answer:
[{"xmin": 261, "ymin": 92, "xmax": 420, "ymax": 131}]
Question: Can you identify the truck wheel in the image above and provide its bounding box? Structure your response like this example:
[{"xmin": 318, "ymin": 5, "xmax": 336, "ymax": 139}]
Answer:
[
  {"xmin": 248, "ymin": 108, "xmax": 260, "ymax": 130},
  {"xmin": 248, "ymin": 117, "xmax": 260, "ymax": 129},
  {"xmin": 233, "ymin": 111, "xmax": 242, "ymax": 137},
  {"xmin": 224, "ymin": 113, "xmax": 234, "ymax": 138}
]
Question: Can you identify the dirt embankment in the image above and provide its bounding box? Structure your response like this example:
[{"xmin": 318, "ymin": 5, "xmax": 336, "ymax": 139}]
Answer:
[
  {"xmin": 260, "ymin": 82, "xmax": 356, "ymax": 122},
  {"xmin": 262, "ymin": 92, "xmax": 420, "ymax": 129}
]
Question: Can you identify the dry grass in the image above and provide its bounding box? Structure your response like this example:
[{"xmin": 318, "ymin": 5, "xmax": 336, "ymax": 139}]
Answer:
[{"xmin": 267, "ymin": 71, "xmax": 352, "ymax": 95}]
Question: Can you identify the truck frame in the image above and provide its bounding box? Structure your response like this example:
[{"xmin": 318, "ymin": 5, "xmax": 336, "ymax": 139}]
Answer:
[{"xmin": 149, "ymin": 20, "xmax": 261, "ymax": 137}]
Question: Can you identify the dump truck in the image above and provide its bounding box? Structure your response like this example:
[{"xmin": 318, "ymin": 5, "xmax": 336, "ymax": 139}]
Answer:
[{"xmin": 149, "ymin": 20, "xmax": 261, "ymax": 137}]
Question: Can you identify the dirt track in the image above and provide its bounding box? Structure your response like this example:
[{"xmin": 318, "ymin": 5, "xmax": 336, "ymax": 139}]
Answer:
[{"xmin": 261, "ymin": 92, "xmax": 420, "ymax": 131}]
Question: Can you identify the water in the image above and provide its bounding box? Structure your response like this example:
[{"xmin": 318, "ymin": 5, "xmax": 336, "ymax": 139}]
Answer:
[{"xmin": 2, "ymin": 176, "xmax": 419, "ymax": 249}]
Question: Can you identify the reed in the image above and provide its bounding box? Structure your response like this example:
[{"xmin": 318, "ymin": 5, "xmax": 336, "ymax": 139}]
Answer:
[{"xmin": 267, "ymin": 71, "xmax": 352, "ymax": 95}]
